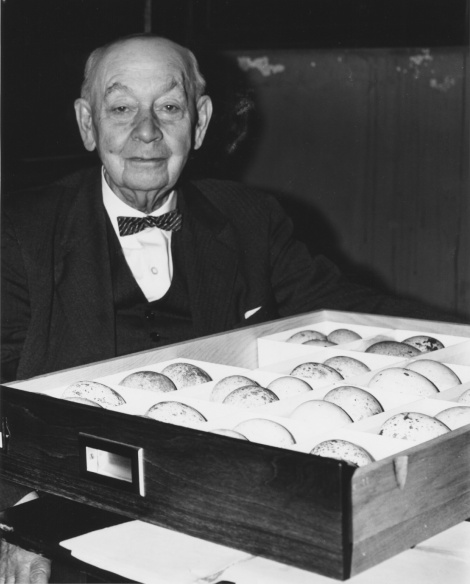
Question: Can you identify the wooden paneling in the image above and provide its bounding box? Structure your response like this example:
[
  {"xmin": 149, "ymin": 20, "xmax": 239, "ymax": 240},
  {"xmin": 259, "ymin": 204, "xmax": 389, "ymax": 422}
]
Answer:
[{"xmin": 221, "ymin": 47, "xmax": 469, "ymax": 320}]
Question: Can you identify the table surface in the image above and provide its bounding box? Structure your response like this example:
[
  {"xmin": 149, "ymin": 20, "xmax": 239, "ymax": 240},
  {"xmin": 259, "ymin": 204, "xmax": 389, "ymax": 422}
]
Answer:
[{"xmin": 1, "ymin": 495, "xmax": 469, "ymax": 584}]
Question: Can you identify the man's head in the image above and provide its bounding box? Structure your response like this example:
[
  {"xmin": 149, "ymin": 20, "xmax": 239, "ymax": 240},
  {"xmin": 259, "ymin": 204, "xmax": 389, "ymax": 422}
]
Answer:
[{"xmin": 74, "ymin": 35, "xmax": 213, "ymax": 212}]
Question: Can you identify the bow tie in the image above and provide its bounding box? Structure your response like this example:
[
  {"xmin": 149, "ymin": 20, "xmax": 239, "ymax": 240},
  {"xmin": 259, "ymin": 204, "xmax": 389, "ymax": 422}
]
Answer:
[{"xmin": 117, "ymin": 210, "xmax": 182, "ymax": 236}]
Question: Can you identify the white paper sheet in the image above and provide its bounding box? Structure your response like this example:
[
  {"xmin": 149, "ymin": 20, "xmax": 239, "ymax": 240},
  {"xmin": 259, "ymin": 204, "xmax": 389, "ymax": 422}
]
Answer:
[
  {"xmin": 61, "ymin": 520, "xmax": 253, "ymax": 584},
  {"xmin": 61, "ymin": 520, "xmax": 470, "ymax": 584}
]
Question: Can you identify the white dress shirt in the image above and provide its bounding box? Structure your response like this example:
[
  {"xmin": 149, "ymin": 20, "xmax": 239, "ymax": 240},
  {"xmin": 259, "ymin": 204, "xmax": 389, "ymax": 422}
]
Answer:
[{"xmin": 102, "ymin": 169, "xmax": 176, "ymax": 302}]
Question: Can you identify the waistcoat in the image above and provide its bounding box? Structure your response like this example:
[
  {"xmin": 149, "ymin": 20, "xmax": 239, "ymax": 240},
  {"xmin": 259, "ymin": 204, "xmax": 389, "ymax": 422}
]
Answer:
[{"xmin": 106, "ymin": 218, "xmax": 194, "ymax": 357}]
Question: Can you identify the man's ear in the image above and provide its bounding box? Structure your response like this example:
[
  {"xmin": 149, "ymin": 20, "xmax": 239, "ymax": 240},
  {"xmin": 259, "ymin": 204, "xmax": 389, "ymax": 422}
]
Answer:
[
  {"xmin": 74, "ymin": 99, "xmax": 97, "ymax": 152},
  {"xmin": 193, "ymin": 95, "xmax": 213, "ymax": 151}
]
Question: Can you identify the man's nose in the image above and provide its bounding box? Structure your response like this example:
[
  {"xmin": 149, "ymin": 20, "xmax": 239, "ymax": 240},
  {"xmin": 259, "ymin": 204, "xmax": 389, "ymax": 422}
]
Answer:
[{"xmin": 131, "ymin": 113, "xmax": 163, "ymax": 143}]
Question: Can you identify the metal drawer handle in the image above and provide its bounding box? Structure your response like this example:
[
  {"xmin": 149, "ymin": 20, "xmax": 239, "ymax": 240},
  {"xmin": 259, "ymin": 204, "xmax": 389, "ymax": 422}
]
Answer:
[{"xmin": 78, "ymin": 433, "xmax": 145, "ymax": 496}]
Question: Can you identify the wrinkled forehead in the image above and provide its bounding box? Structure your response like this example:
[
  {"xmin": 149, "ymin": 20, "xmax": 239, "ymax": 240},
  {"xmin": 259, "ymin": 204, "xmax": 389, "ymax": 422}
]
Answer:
[{"xmin": 92, "ymin": 38, "xmax": 193, "ymax": 101}]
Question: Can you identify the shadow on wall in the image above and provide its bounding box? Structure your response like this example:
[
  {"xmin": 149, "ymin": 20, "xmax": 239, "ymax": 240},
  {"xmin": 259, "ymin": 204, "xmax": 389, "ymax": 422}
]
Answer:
[
  {"xmin": 276, "ymin": 192, "xmax": 394, "ymax": 293},
  {"xmin": 185, "ymin": 49, "xmax": 262, "ymax": 181},
  {"xmin": 187, "ymin": 49, "xmax": 395, "ymax": 296}
]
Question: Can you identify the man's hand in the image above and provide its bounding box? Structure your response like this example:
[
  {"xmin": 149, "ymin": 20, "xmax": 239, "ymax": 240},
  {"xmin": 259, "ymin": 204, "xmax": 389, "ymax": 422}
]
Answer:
[{"xmin": 0, "ymin": 539, "xmax": 50, "ymax": 584}]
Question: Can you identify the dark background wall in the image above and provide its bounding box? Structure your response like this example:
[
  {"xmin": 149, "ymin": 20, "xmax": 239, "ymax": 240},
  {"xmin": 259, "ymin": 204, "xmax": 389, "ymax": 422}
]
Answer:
[
  {"xmin": 2, "ymin": 0, "xmax": 469, "ymax": 319},
  {"xmin": 220, "ymin": 46, "xmax": 469, "ymax": 321}
]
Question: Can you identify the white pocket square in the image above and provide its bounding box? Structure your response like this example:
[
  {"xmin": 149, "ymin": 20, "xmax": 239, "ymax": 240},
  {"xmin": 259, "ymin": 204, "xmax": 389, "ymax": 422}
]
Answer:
[{"xmin": 244, "ymin": 306, "xmax": 262, "ymax": 319}]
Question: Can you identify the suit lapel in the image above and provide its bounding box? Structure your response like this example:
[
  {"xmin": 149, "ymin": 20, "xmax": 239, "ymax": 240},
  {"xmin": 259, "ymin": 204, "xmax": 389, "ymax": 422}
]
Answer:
[
  {"xmin": 54, "ymin": 169, "xmax": 116, "ymax": 360},
  {"xmin": 177, "ymin": 182, "xmax": 240, "ymax": 336},
  {"xmin": 52, "ymin": 176, "xmax": 240, "ymax": 361}
]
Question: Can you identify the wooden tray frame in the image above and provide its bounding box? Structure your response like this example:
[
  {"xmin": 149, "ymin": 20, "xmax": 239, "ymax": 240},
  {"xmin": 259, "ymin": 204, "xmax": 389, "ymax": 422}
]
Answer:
[{"xmin": 1, "ymin": 310, "xmax": 470, "ymax": 579}]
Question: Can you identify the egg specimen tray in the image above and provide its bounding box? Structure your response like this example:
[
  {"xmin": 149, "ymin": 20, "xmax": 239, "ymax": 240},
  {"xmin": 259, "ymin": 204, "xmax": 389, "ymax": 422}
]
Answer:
[{"xmin": 1, "ymin": 310, "xmax": 470, "ymax": 580}]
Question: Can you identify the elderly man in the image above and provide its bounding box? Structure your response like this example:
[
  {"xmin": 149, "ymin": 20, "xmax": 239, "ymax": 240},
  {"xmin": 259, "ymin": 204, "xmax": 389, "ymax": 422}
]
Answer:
[
  {"xmin": 0, "ymin": 33, "xmax": 460, "ymax": 582},
  {"xmin": 1, "ymin": 34, "xmax": 452, "ymax": 386}
]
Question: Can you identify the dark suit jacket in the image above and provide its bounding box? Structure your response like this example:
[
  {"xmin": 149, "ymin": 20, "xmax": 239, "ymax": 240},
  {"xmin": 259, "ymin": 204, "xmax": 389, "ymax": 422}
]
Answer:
[{"xmin": 1, "ymin": 168, "xmax": 454, "ymax": 382}]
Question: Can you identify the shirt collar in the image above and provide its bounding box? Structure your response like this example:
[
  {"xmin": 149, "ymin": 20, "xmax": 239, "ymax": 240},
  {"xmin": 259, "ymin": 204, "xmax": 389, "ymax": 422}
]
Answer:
[{"xmin": 101, "ymin": 167, "xmax": 177, "ymax": 239}]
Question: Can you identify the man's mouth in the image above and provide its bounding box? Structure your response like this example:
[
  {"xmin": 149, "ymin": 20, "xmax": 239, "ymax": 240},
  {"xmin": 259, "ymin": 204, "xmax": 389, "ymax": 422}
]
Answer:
[{"xmin": 129, "ymin": 157, "xmax": 164, "ymax": 162}]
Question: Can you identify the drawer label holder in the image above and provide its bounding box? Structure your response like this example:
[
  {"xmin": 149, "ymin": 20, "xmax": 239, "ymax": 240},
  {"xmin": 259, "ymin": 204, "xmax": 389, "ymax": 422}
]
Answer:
[{"xmin": 78, "ymin": 433, "xmax": 145, "ymax": 496}]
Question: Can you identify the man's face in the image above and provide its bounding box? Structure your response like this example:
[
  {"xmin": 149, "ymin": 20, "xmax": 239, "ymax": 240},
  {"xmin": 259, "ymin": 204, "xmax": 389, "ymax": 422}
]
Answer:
[{"xmin": 75, "ymin": 38, "xmax": 212, "ymax": 209}]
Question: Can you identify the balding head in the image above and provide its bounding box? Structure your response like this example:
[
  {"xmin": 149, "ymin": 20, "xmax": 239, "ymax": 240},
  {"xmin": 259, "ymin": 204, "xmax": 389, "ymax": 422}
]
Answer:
[{"xmin": 80, "ymin": 35, "xmax": 206, "ymax": 106}]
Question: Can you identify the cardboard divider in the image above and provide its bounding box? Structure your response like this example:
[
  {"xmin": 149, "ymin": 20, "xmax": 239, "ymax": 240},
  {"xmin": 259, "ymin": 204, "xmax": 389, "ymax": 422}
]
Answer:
[
  {"xmin": 351, "ymin": 398, "xmax": 466, "ymax": 437},
  {"xmin": 437, "ymin": 381, "xmax": 470, "ymax": 402},
  {"xmin": 257, "ymin": 318, "xmax": 470, "ymax": 368}
]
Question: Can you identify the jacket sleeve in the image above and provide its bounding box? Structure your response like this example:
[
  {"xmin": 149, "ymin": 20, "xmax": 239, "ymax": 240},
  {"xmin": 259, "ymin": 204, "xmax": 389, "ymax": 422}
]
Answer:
[
  {"xmin": 267, "ymin": 197, "xmax": 463, "ymax": 322},
  {"xmin": 1, "ymin": 211, "xmax": 31, "ymax": 382}
]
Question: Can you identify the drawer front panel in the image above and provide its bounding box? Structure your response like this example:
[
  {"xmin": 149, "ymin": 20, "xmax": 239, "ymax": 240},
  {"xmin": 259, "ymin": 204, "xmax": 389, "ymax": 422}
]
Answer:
[{"xmin": 0, "ymin": 385, "xmax": 354, "ymax": 579}]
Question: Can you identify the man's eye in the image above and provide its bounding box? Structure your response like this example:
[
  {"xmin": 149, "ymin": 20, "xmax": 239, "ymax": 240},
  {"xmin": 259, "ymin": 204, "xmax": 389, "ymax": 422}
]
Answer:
[
  {"xmin": 157, "ymin": 104, "xmax": 184, "ymax": 118},
  {"xmin": 113, "ymin": 106, "xmax": 130, "ymax": 114}
]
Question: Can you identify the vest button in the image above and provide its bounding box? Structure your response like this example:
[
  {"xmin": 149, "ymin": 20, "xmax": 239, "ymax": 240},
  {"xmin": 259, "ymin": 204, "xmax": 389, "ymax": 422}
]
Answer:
[
  {"xmin": 145, "ymin": 310, "xmax": 156, "ymax": 320},
  {"xmin": 149, "ymin": 332, "xmax": 160, "ymax": 342}
]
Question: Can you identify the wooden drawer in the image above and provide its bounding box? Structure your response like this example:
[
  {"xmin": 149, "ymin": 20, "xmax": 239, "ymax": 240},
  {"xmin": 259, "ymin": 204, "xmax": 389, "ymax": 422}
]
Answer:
[{"xmin": 1, "ymin": 310, "xmax": 470, "ymax": 580}]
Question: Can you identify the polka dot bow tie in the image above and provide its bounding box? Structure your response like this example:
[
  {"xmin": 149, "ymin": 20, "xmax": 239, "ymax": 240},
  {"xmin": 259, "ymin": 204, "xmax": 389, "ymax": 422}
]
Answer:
[{"xmin": 117, "ymin": 210, "xmax": 182, "ymax": 236}]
